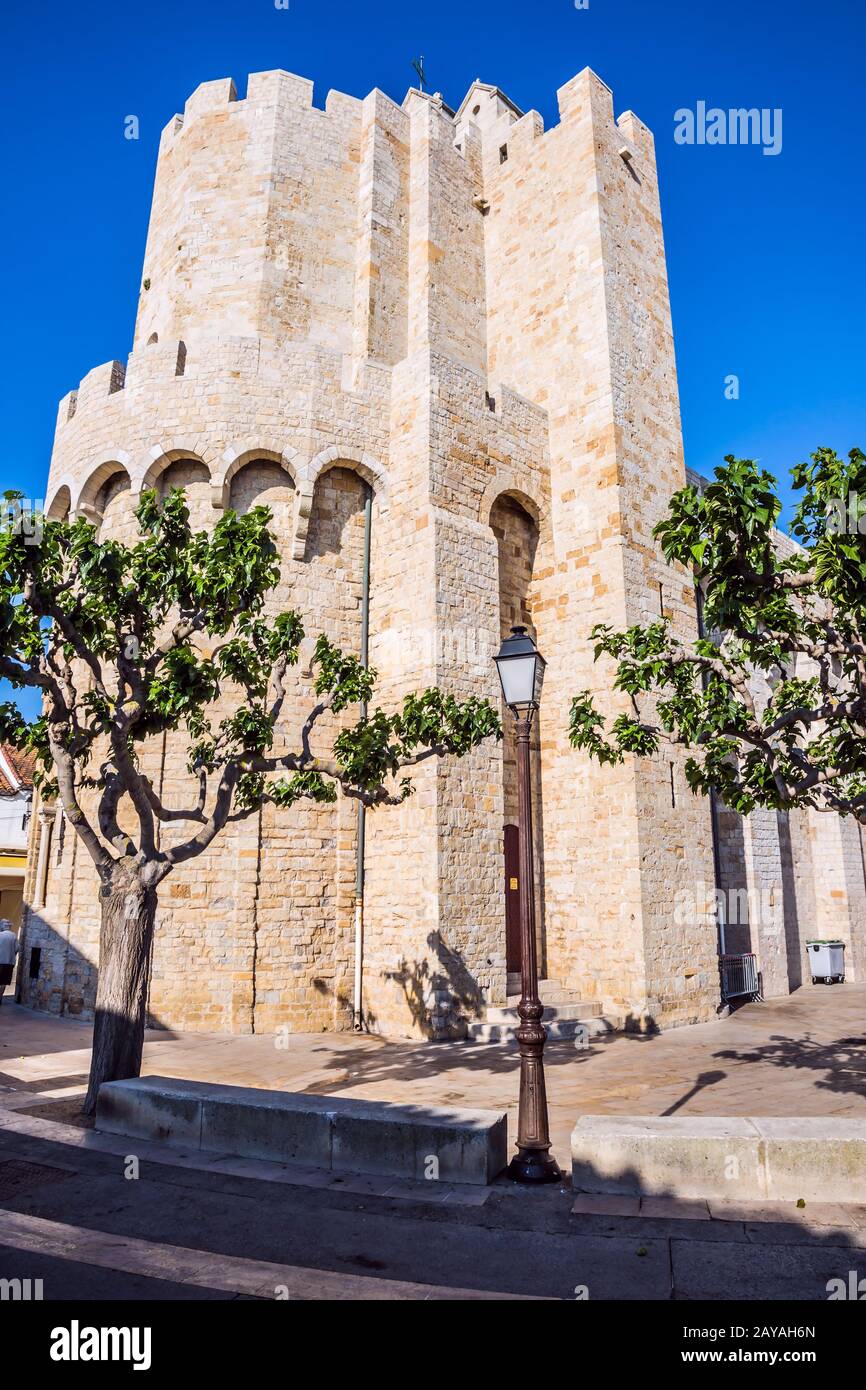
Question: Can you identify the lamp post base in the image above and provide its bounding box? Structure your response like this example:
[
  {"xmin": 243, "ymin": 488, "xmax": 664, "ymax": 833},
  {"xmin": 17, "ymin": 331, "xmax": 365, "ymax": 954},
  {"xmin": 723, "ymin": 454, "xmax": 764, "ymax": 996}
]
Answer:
[{"xmin": 507, "ymin": 1148, "xmax": 562, "ymax": 1185}]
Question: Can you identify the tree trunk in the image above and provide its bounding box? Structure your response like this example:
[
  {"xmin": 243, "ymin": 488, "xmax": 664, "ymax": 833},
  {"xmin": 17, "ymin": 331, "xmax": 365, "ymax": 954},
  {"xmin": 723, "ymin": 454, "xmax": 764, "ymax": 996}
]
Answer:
[{"xmin": 83, "ymin": 861, "xmax": 157, "ymax": 1115}]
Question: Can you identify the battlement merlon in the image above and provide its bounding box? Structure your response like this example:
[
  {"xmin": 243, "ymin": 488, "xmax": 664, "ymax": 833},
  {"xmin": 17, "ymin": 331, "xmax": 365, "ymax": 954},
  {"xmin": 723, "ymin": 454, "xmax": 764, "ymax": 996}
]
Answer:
[
  {"xmin": 152, "ymin": 65, "xmax": 657, "ymax": 177},
  {"xmin": 155, "ymin": 69, "xmax": 350, "ymax": 154},
  {"xmin": 59, "ymin": 66, "xmax": 663, "ymax": 427}
]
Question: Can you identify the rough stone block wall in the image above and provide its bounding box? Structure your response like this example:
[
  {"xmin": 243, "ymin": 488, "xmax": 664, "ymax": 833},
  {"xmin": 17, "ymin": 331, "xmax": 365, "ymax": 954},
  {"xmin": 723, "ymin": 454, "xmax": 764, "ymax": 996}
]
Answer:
[
  {"xmin": 20, "ymin": 65, "xmax": 859, "ymax": 1041},
  {"xmin": 695, "ymin": 525, "xmax": 866, "ymax": 999}
]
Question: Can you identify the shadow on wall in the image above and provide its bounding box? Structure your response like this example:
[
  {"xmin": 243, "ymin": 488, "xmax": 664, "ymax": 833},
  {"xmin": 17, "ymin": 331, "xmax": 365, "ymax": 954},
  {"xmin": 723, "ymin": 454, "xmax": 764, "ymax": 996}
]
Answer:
[
  {"xmin": 380, "ymin": 932, "xmax": 485, "ymax": 1040},
  {"xmin": 777, "ymin": 812, "xmax": 804, "ymax": 992},
  {"xmin": 715, "ymin": 805, "xmax": 752, "ymax": 956},
  {"xmin": 619, "ymin": 1012, "xmax": 661, "ymax": 1036},
  {"xmin": 17, "ymin": 909, "xmax": 97, "ymax": 1019},
  {"xmin": 17, "ymin": 909, "xmax": 169, "ymax": 1032},
  {"xmin": 715, "ymin": 802, "xmax": 847, "ymax": 996}
]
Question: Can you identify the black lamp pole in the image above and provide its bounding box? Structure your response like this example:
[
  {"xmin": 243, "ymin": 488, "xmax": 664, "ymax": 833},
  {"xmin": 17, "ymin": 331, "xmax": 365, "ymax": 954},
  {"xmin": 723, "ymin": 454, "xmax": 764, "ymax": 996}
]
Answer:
[{"xmin": 494, "ymin": 626, "xmax": 560, "ymax": 1184}]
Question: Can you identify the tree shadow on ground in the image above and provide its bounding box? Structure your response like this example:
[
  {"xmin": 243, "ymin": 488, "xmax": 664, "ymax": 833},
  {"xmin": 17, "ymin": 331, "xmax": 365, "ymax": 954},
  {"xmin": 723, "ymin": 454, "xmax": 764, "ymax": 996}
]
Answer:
[
  {"xmin": 712, "ymin": 1033, "xmax": 866, "ymax": 1100},
  {"xmin": 303, "ymin": 1022, "xmax": 666, "ymax": 1093},
  {"xmin": 0, "ymin": 1070, "xmax": 89, "ymax": 1093}
]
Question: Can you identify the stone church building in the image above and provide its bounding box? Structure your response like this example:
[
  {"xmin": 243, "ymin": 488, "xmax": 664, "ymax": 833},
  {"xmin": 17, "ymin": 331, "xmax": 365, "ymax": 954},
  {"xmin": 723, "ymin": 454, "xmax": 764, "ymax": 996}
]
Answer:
[{"xmin": 19, "ymin": 67, "xmax": 866, "ymax": 1040}]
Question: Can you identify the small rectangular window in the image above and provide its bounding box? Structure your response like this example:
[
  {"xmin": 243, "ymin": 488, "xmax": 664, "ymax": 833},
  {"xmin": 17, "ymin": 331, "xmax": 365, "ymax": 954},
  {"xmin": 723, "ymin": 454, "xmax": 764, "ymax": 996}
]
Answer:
[
  {"xmin": 499, "ymin": 144, "xmax": 508, "ymax": 164},
  {"xmin": 29, "ymin": 947, "xmax": 41, "ymax": 979}
]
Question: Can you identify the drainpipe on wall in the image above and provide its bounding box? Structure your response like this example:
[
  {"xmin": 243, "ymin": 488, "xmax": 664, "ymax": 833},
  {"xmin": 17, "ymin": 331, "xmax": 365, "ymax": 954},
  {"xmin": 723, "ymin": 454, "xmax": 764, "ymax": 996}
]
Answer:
[
  {"xmin": 353, "ymin": 485, "xmax": 373, "ymax": 1032},
  {"xmin": 710, "ymin": 785, "xmax": 726, "ymax": 954}
]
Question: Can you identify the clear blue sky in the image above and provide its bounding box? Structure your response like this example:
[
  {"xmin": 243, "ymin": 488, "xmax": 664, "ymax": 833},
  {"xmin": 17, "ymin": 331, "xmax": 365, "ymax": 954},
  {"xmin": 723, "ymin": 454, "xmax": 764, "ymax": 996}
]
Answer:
[{"xmin": 2, "ymin": 0, "xmax": 864, "ymax": 718}]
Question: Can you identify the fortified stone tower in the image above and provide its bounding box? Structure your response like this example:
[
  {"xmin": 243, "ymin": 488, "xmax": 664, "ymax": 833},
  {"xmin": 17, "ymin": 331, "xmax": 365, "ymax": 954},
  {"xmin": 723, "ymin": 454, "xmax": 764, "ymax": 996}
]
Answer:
[{"xmin": 27, "ymin": 67, "xmax": 856, "ymax": 1040}]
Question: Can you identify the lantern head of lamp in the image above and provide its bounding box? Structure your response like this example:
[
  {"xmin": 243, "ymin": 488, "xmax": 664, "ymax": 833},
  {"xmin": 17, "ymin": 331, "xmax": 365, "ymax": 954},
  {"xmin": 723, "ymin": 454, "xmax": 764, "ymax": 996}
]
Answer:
[{"xmin": 494, "ymin": 626, "xmax": 546, "ymax": 716}]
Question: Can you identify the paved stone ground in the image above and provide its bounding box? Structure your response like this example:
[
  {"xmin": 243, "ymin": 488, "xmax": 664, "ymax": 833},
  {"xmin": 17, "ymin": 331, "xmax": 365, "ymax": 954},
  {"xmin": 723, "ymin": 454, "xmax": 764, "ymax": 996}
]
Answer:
[
  {"xmin": 2, "ymin": 984, "xmax": 863, "ymax": 1162},
  {"xmin": 0, "ymin": 1101, "xmax": 865, "ymax": 1301},
  {"xmin": 0, "ymin": 987, "xmax": 864, "ymax": 1300}
]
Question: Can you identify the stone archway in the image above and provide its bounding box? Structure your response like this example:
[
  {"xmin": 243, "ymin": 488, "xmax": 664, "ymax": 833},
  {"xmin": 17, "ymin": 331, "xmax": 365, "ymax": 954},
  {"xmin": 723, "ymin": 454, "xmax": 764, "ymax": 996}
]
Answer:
[
  {"xmin": 489, "ymin": 492, "xmax": 544, "ymax": 977},
  {"xmin": 156, "ymin": 458, "xmax": 212, "ymax": 529},
  {"xmin": 45, "ymin": 481, "xmax": 73, "ymax": 522},
  {"xmin": 247, "ymin": 461, "xmax": 374, "ymax": 1038}
]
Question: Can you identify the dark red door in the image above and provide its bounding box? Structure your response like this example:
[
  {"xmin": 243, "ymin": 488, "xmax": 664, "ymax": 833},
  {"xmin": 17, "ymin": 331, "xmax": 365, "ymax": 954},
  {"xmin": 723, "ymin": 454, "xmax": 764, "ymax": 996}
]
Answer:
[{"xmin": 504, "ymin": 823, "xmax": 521, "ymax": 973}]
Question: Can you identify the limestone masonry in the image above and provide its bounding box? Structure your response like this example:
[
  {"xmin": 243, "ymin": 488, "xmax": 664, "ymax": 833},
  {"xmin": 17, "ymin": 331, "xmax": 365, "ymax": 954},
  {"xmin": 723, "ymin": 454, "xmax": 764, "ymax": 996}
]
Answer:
[{"xmin": 21, "ymin": 68, "xmax": 866, "ymax": 1039}]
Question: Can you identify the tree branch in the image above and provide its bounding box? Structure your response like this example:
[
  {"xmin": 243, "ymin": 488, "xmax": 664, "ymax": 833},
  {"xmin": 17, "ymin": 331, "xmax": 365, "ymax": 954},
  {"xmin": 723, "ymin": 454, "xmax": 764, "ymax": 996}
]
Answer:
[
  {"xmin": 141, "ymin": 769, "xmax": 208, "ymax": 824},
  {"xmin": 48, "ymin": 727, "xmax": 113, "ymax": 875}
]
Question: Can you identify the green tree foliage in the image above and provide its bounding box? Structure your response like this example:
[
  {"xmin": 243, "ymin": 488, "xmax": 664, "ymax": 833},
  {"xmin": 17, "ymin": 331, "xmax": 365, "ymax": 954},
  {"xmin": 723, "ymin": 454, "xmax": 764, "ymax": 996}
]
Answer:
[
  {"xmin": 0, "ymin": 487, "xmax": 500, "ymax": 1106},
  {"xmin": 568, "ymin": 449, "xmax": 866, "ymax": 823}
]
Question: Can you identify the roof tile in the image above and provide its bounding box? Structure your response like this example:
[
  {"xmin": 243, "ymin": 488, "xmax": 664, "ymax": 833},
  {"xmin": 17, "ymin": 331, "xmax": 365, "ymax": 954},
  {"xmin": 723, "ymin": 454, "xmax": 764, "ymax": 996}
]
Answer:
[{"xmin": 1, "ymin": 743, "xmax": 36, "ymax": 792}]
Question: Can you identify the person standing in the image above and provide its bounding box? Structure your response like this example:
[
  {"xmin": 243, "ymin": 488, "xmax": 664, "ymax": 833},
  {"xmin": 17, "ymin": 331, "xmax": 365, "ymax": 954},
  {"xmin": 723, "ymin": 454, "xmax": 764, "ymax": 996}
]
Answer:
[{"xmin": 0, "ymin": 919, "xmax": 19, "ymax": 1006}]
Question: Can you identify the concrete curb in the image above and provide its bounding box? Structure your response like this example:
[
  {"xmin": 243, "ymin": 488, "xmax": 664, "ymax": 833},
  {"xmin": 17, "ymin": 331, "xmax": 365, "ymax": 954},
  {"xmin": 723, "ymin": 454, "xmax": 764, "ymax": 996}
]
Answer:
[
  {"xmin": 571, "ymin": 1115, "xmax": 866, "ymax": 1203},
  {"xmin": 97, "ymin": 1076, "xmax": 508, "ymax": 1185}
]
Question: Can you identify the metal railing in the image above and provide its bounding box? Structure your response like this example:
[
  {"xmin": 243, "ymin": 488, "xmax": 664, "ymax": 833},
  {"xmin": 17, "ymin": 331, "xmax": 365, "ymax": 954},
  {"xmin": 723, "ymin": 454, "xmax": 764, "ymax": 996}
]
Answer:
[{"xmin": 720, "ymin": 952, "xmax": 761, "ymax": 1002}]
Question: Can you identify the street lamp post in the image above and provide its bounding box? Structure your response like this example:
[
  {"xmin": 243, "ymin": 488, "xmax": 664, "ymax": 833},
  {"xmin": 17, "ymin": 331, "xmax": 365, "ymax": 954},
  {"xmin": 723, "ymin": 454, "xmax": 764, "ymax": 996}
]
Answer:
[{"xmin": 493, "ymin": 625, "xmax": 561, "ymax": 1184}]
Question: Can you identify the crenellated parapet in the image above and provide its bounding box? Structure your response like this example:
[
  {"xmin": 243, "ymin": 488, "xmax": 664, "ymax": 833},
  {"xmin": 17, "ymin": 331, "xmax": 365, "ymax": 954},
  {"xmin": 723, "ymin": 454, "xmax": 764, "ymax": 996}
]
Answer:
[
  {"xmin": 129, "ymin": 64, "xmax": 660, "ymax": 377},
  {"xmin": 44, "ymin": 332, "xmax": 399, "ymax": 549},
  {"xmin": 135, "ymin": 69, "xmax": 366, "ymax": 355},
  {"xmin": 44, "ymin": 322, "xmax": 552, "ymax": 570}
]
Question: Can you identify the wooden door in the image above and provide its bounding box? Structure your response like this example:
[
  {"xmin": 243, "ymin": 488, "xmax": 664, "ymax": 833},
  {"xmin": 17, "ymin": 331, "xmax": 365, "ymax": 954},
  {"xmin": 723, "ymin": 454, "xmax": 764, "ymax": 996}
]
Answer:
[{"xmin": 504, "ymin": 823, "xmax": 521, "ymax": 973}]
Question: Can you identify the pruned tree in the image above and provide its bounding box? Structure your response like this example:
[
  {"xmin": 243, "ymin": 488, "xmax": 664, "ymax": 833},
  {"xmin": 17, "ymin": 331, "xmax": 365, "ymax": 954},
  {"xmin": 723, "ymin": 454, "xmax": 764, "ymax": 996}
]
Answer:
[
  {"xmin": 568, "ymin": 448, "xmax": 866, "ymax": 824},
  {"xmin": 0, "ymin": 489, "xmax": 499, "ymax": 1112}
]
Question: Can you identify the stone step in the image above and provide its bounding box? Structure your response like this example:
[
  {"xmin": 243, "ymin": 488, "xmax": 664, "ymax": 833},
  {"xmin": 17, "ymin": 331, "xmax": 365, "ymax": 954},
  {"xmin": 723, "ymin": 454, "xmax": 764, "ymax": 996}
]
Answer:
[
  {"xmin": 484, "ymin": 1000, "xmax": 601, "ymax": 1025},
  {"xmin": 504, "ymin": 978, "xmax": 582, "ymax": 1005},
  {"xmin": 466, "ymin": 1015, "xmax": 615, "ymax": 1045}
]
